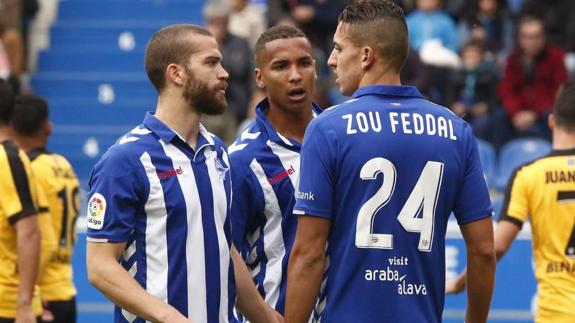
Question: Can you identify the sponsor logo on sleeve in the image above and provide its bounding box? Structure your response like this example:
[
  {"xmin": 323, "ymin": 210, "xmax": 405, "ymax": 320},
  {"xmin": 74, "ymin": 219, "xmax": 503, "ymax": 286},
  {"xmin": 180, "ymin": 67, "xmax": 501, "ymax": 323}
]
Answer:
[
  {"xmin": 87, "ymin": 193, "xmax": 106, "ymax": 230},
  {"xmin": 296, "ymin": 190, "xmax": 315, "ymax": 201}
]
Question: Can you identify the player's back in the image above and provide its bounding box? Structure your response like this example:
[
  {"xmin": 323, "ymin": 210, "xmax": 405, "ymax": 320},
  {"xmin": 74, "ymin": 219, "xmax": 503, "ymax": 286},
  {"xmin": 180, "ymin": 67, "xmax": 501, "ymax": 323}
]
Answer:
[
  {"xmin": 0, "ymin": 141, "xmax": 45, "ymax": 317},
  {"xmin": 31, "ymin": 149, "xmax": 80, "ymax": 301},
  {"xmin": 295, "ymin": 85, "xmax": 492, "ymax": 322},
  {"xmin": 503, "ymin": 153, "xmax": 575, "ymax": 322}
]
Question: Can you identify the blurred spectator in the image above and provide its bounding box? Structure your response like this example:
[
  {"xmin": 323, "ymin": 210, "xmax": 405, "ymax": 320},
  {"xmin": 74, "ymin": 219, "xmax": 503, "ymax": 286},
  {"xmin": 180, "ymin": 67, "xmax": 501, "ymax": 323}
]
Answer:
[
  {"xmin": 203, "ymin": 1, "xmax": 256, "ymax": 144},
  {"xmin": 267, "ymin": 0, "xmax": 293, "ymax": 26},
  {"xmin": 446, "ymin": 40, "xmax": 499, "ymax": 142},
  {"xmin": 401, "ymin": 49, "xmax": 431, "ymax": 95},
  {"xmin": 519, "ymin": 0, "xmax": 575, "ymax": 53},
  {"xmin": 406, "ymin": 0, "xmax": 458, "ymax": 53},
  {"xmin": 498, "ymin": 15, "xmax": 568, "ymax": 141},
  {"xmin": 228, "ymin": 0, "xmax": 266, "ymax": 48},
  {"xmin": 0, "ymin": 22, "xmax": 23, "ymax": 93},
  {"xmin": 0, "ymin": 0, "xmax": 38, "ymax": 76},
  {"xmin": 289, "ymin": 0, "xmax": 348, "ymax": 55},
  {"xmin": 457, "ymin": 0, "xmax": 513, "ymax": 62},
  {"xmin": 0, "ymin": 0, "xmax": 21, "ymax": 29},
  {"xmin": 0, "ymin": 36, "xmax": 9, "ymax": 79},
  {"xmin": 443, "ymin": 0, "xmax": 467, "ymax": 21}
]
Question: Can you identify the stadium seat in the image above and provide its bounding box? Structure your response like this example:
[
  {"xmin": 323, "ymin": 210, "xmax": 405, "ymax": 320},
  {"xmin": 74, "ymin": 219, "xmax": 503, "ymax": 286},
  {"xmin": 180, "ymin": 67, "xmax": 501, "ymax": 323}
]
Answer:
[
  {"xmin": 475, "ymin": 138, "xmax": 496, "ymax": 189},
  {"xmin": 494, "ymin": 138, "xmax": 552, "ymax": 190}
]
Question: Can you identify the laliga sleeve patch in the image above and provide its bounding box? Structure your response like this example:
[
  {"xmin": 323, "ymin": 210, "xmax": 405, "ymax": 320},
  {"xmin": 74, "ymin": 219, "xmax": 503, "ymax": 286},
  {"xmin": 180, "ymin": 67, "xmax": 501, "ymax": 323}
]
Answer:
[{"xmin": 87, "ymin": 193, "xmax": 106, "ymax": 230}]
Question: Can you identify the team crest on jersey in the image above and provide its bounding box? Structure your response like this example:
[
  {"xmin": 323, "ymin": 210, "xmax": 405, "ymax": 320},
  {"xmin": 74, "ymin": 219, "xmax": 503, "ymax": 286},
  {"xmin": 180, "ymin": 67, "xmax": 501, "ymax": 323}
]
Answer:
[
  {"xmin": 215, "ymin": 156, "xmax": 229, "ymax": 181},
  {"xmin": 87, "ymin": 193, "xmax": 106, "ymax": 230}
]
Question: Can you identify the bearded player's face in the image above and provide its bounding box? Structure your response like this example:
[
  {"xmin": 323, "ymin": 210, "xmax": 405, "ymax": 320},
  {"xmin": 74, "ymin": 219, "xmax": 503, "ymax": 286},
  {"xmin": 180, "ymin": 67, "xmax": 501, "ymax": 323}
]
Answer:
[{"xmin": 182, "ymin": 35, "xmax": 229, "ymax": 115}]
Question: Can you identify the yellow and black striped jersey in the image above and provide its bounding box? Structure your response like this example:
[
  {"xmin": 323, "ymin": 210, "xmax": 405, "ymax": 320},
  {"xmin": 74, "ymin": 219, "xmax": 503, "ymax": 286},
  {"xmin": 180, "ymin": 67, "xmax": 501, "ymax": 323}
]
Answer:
[
  {"xmin": 500, "ymin": 149, "xmax": 575, "ymax": 323},
  {"xmin": 30, "ymin": 148, "xmax": 80, "ymax": 301},
  {"xmin": 0, "ymin": 140, "xmax": 45, "ymax": 318}
]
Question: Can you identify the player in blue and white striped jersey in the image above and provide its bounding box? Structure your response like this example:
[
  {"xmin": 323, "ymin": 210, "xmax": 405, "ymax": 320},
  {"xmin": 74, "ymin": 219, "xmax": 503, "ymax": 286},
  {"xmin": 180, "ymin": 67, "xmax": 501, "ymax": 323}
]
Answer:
[
  {"xmin": 229, "ymin": 25, "xmax": 321, "ymax": 315},
  {"xmin": 85, "ymin": 24, "xmax": 280, "ymax": 323}
]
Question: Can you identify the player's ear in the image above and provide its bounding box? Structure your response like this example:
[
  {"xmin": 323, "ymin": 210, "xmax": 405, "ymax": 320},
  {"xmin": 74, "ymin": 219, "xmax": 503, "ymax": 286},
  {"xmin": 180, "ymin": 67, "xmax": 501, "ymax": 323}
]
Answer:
[
  {"xmin": 548, "ymin": 113, "xmax": 555, "ymax": 130},
  {"xmin": 166, "ymin": 63, "xmax": 185, "ymax": 87},
  {"xmin": 361, "ymin": 46, "xmax": 375, "ymax": 70},
  {"xmin": 255, "ymin": 68, "xmax": 266, "ymax": 89},
  {"xmin": 45, "ymin": 121, "xmax": 52, "ymax": 137},
  {"xmin": 312, "ymin": 58, "xmax": 318, "ymax": 82}
]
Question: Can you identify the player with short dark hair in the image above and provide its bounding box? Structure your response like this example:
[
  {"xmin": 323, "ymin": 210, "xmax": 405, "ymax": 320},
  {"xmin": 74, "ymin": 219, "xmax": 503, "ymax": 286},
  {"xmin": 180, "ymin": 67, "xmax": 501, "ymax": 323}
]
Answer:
[
  {"xmin": 11, "ymin": 94, "xmax": 80, "ymax": 323},
  {"xmin": 0, "ymin": 80, "xmax": 56, "ymax": 323},
  {"xmin": 447, "ymin": 82, "xmax": 575, "ymax": 322},
  {"xmin": 285, "ymin": 1, "xmax": 496, "ymax": 322},
  {"xmin": 85, "ymin": 24, "xmax": 280, "ymax": 323},
  {"xmin": 229, "ymin": 24, "xmax": 320, "ymax": 316}
]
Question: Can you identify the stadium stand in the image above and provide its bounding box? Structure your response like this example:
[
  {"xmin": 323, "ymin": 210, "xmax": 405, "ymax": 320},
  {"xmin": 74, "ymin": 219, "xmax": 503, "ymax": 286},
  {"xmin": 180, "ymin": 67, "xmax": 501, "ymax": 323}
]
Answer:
[
  {"xmin": 476, "ymin": 138, "xmax": 497, "ymax": 188},
  {"xmin": 494, "ymin": 137, "xmax": 552, "ymax": 190}
]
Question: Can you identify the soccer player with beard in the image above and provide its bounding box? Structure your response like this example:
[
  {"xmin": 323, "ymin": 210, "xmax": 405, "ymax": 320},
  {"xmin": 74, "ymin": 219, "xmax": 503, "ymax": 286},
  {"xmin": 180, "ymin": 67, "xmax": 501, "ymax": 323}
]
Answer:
[
  {"xmin": 286, "ymin": 1, "xmax": 496, "ymax": 322},
  {"xmin": 85, "ymin": 24, "xmax": 280, "ymax": 323},
  {"xmin": 228, "ymin": 25, "xmax": 321, "ymax": 317}
]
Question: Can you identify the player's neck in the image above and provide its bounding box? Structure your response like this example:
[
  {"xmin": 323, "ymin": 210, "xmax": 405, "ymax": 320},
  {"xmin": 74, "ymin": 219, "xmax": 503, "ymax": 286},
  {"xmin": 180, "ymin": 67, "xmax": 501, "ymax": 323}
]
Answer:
[
  {"xmin": 552, "ymin": 128, "xmax": 575, "ymax": 150},
  {"xmin": 360, "ymin": 71, "xmax": 401, "ymax": 88},
  {"xmin": 266, "ymin": 101, "xmax": 314, "ymax": 143},
  {"xmin": 155, "ymin": 94, "xmax": 201, "ymax": 150},
  {"xmin": 0, "ymin": 125, "xmax": 12, "ymax": 143},
  {"xmin": 12, "ymin": 135, "xmax": 45, "ymax": 153}
]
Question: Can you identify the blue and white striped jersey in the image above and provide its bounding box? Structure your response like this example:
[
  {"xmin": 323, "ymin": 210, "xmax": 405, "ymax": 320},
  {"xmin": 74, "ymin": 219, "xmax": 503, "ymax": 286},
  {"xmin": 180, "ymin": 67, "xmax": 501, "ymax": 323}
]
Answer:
[
  {"xmin": 228, "ymin": 99, "xmax": 321, "ymax": 314},
  {"xmin": 86, "ymin": 113, "xmax": 236, "ymax": 323}
]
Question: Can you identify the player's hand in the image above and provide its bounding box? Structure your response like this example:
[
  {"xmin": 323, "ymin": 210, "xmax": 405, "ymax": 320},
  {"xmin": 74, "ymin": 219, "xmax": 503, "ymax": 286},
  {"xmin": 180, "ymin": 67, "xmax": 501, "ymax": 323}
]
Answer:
[
  {"xmin": 512, "ymin": 110, "xmax": 537, "ymax": 132},
  {"xmin": 271, "ymin": 309, "xmax": 284, "ymax": 323},
  {"xmin": 15, "ymin": 304, "xmax": 37, "ymax": 323},
  {"xmin": 445, "ymin": 278, "xmax": 465, "ymax": 295},
  {"xmin": 41, "ymin": 299, "xmax": 54, "ymax": 322}
]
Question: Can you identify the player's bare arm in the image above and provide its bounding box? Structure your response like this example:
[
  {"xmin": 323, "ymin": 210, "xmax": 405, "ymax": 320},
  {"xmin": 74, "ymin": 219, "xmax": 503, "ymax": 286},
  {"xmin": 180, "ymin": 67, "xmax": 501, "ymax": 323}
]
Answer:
[
  {"xmin": 232, "ymin": 245, "xmax": 283, "ymax": 323},
  {"xmin": 86, "ymin": 242, "xmax": 192, "ymax": 323},
  {"xmin": 460, "ymin": 217, "xmax": 496, "ymax": 323},
  {"xmin": 15, "ymin": 215, "xmax": 41, "ymax": 323},
  {"xmin": 285, "ymin": 215, "xmax": 330, "ymax": 323},
  {"xmin": 447, "ymin": 220, "xmax": 520, "ymax": 294}
]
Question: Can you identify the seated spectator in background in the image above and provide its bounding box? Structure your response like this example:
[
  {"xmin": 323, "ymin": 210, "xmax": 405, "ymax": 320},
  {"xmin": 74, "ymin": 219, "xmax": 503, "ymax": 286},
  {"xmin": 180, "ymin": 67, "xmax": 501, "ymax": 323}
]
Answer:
[
  {"xmin": 446, "ymin": 40, "xmax": 500, "ymax": 144},
  {"xmin": 498, "ymin": 15, "xmax": 568, "ymax": 141},
  {"xmin": 203, "ymin": 1, "xmax": 256, "ymax": 144},
  {"xmin": 457, "ymin": 0, "xmax": 513, "ymax": 63},
  {"xmin": 228, "ymin": 0, "xmax": 266, "ymax": 48},
  {"xmin": 406, "ymin": 0, "xmax": 457, "ymax": 53}
]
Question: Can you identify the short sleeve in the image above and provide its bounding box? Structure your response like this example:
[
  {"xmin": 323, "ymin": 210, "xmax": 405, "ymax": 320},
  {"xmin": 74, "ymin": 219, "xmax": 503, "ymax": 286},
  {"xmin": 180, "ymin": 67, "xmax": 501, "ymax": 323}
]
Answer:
[
  {"xmin": 229, "ymin": 160, "xmax": 263, "ymax": 255},
  {"xmin": 498, "ymin": 167, "xmax": 528, "ymax": 228},
  {"xmin": 453, "ymin": 126, "xmax": 493, "ymax": 225},
  {"xmin": 0, "ymin": 144, "xmax": 38, "ymax": 224},
  {"xmin": 86, "ymin": 151, "xmax": 144, "ymax": 243},
  {"xmin": 293, "ymin": 119, "xmax": 336, "ymax": 219}
]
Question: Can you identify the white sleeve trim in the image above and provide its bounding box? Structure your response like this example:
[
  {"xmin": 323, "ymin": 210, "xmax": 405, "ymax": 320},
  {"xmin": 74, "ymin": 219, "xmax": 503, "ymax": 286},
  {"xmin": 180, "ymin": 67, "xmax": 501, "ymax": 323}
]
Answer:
[{"xmin": 86, "ymin": 237, "xmax": 110, "ymax": 243}]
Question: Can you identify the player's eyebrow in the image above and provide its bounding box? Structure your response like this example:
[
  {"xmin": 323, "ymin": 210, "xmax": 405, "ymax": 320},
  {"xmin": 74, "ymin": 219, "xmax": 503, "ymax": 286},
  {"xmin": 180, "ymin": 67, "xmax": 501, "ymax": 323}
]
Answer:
[{"xmin": 203, "ymin": 54, "xmax": 222, "ymax": 63}]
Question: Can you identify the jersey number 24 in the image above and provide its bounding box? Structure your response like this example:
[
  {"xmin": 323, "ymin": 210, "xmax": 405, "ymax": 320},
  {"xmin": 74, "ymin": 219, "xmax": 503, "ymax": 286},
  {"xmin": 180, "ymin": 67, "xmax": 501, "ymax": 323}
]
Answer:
[{"xmin": 356, "ymin": 158, "xmax": 444, "ymax": 252}]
